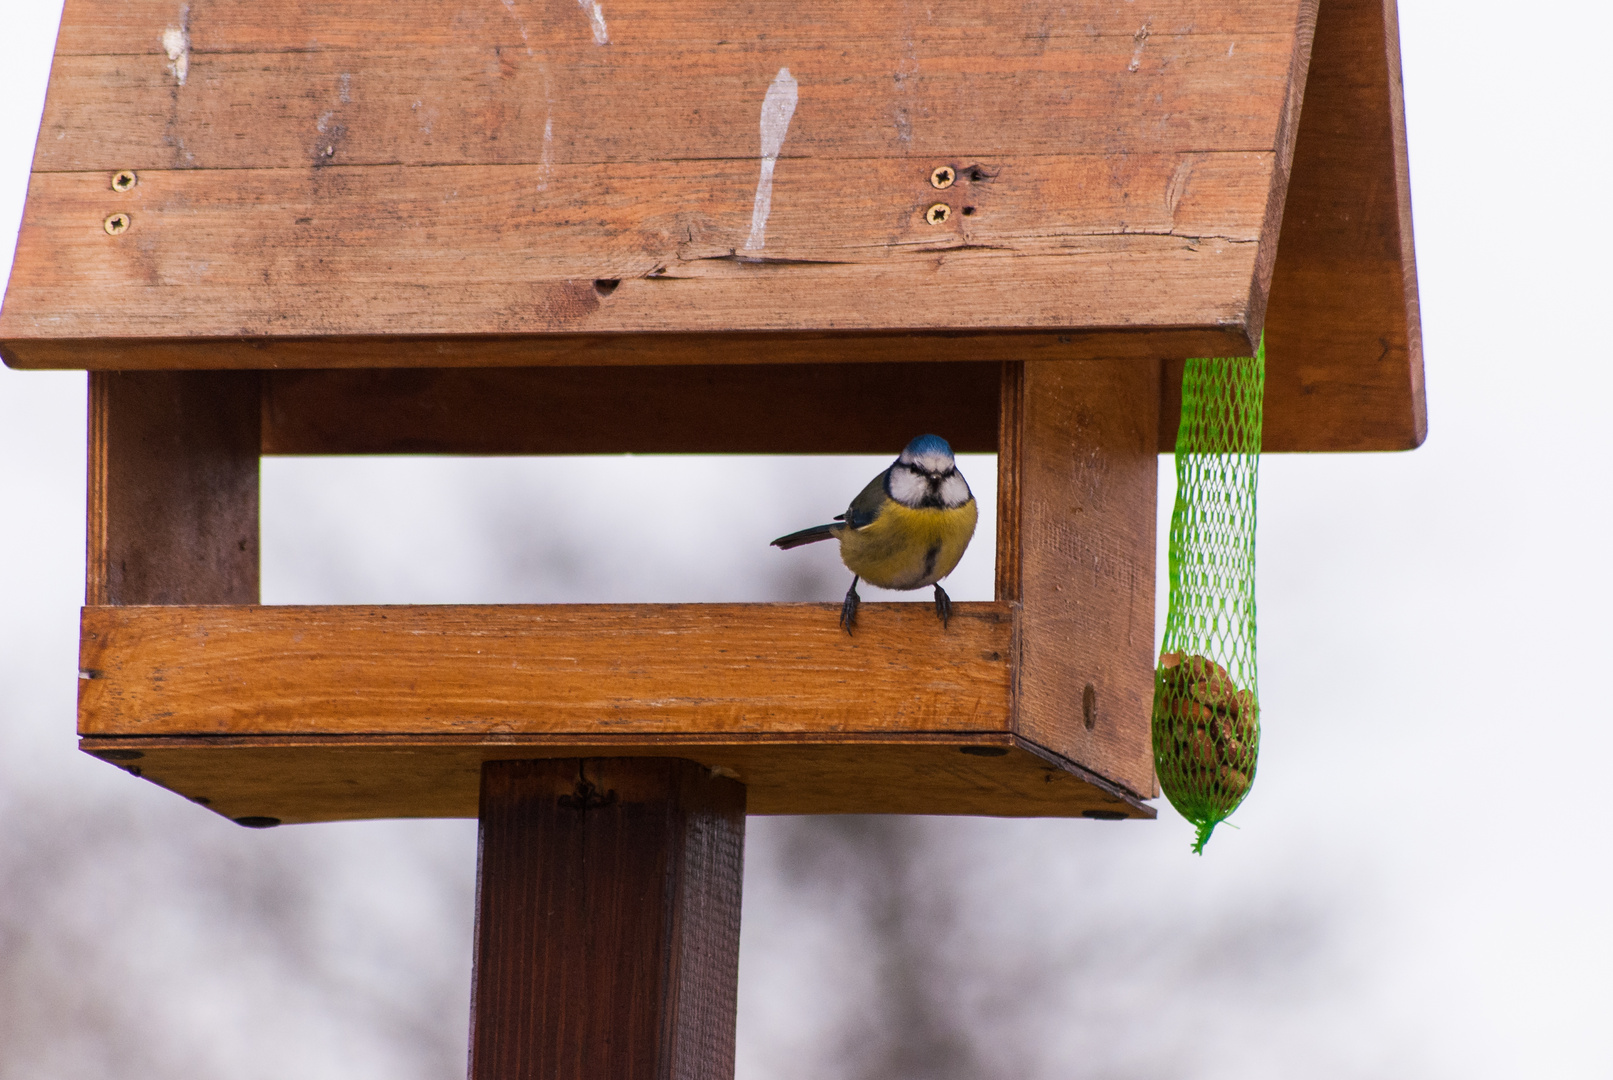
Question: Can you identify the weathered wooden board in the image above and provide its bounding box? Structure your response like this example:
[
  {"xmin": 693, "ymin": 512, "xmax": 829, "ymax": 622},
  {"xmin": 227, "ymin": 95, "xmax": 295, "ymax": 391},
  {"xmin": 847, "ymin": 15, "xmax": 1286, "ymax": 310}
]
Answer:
[
  {"xmin": 1260, "ymin": 0, "xmax": 1424, "ymax": 450},
  {"xmin": 260, "ymin": 363, "xmax": 1003, "ymax": 455},
  {"xmin": 76, "ymin": 602, "xmax": 1156, "ymax": 820},
  {"xmin": 80, "ymin": 736, "xmax": 1151, "ymax": 822},
  {"xmin": 1, "ymin": 329, "xmax": 1242, "ymax": 372},
  {"xmin": 79, "ymin": 603, "xmax": 1015, "ymax": 737},
  {"xmin": 88, "ymin": 370, "xmax": 261, "ymax": 605},
  {"xmin": 252, "ymin": 353, "xmax": 1388, "ymax": 456},
  {"xmin": 0, "ymin": 0, "xmax": 1317, "ymax": 355},
  {"xmin": 1005, "ymin": 359, "xmax": 1159, "ymax": 798},
  {"xmin": 1158, "ymin": 0, "xmax": 1424, "ymax": 451},
  {"xmin": 1, "ymin": 164, "xmax": 1262, "ymax": 336}
]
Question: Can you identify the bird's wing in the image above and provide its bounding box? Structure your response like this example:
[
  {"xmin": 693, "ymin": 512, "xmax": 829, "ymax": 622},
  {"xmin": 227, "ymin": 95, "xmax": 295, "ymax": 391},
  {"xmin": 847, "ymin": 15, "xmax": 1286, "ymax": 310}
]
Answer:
[{"xmin": 843, "ymin": 470, "xmax": 890, "ymax": 530}]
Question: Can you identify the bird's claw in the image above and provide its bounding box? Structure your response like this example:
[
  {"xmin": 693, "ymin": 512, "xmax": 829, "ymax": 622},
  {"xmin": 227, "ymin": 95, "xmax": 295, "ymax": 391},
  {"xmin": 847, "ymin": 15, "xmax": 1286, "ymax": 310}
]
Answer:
[
  {"xmin": 840, "ymin": 578, "xmax": 861, "ymax": 635},
  {"xmin": 934, "ymin": 584, "xmax": 952, "ymax": 629}
]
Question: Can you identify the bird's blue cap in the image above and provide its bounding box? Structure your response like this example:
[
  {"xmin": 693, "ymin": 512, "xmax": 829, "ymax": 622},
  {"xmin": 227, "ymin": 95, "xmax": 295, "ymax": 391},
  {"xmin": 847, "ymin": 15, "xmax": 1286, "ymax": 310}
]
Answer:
[{"xmin": 901, "ymin": 434, "xmax": 954, "ymax": 460}]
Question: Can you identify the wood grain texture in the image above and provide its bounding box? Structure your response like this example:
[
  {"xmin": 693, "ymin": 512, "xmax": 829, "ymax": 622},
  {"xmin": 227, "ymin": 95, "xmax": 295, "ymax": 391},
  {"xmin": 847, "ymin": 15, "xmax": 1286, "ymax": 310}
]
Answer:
[
  {"xmin": 994, "ymin": 361, "xmax": 1024, "ymax": 603},
  {"xmin": 47, "ymin": 0, "xmax": 1309, "ymax": 54},
  {"xmin": 87, "ymin": 371, "xmax": 260, "ymax": 605},
  {"xmin": 0, "ymin": 328, "xmax": 1252, "ymax": 372},
  {"xmin": 0, "ymin": 0, "xmax": 1317, "ymax": 352},
  {"xmin": 1241, "ymin": 0, "xmax": 1318, "ymax": 343},
  {"xmin": 1155, "ymin": 0, "xmax": 1422, "ymax": 452},
  {"xmin": 1006, "ymin": 360, "xmax": 1158, "ymax": 796},
  {"xmin": 261, "ymin": 364, "xmax": 1000, "ymax": 456},
  {"xmin": 33, "ymin": 47, "xmax": 1298, "ymax": 169},
  {"xmin": 78, "ymin": 737, "xmax": 1153, "ymax": 821},
  {"xmin": 0, "ymin": 161, "xmax": 1261, "ymax": 336},
  {"xmin": 1256, "ymin": 0, "xmax": 1424, "ymax": 451},
  {"xmin": 470, "ymin": 759, "xmax": 744, "ymax": 1080},
  {"xmin": 78, "ymin": 604, "xmax": 1015, "ymax": 738},
  {"xmin": 0, "ymin": 0, "xmax": 1422, "ymax": 454}
]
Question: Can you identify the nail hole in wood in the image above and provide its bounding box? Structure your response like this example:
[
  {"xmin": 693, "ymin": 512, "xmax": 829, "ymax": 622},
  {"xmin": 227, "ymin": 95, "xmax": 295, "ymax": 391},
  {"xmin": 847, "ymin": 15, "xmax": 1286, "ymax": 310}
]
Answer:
[
  {"xmin": 593, "ymin": 278, "xmax": 620, "ymax": 296},
  {"xmin": 962, "ymin": 206, "xmax": 975, "ymax": 216}
]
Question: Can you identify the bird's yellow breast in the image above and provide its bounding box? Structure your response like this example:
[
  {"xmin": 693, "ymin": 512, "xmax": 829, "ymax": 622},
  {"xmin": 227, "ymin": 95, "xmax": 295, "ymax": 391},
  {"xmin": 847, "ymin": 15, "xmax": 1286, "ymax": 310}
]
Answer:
[{"xmin": 833, "ymin": 498, "xmax": 979, "ymax": 591}]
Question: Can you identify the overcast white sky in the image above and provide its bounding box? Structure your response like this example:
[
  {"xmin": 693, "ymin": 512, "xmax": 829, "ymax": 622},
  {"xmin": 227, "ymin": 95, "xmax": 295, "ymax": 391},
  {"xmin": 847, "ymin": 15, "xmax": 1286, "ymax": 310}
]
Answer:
[{"xmin": 2, "ymin": 1, "xmax": 1611, "ymax": 1077}]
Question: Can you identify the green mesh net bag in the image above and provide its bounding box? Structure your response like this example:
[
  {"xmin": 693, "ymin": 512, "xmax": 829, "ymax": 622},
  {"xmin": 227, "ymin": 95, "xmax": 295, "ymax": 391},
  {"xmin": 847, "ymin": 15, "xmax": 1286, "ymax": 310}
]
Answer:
[{"xmin": 1154, "ymin": 337, "xmax": 1264, "ymax": 853}]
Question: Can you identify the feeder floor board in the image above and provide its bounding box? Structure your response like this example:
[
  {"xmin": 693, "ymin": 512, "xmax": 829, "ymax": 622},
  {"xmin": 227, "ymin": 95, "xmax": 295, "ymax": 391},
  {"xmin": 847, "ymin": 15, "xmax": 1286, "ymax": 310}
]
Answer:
[{"xmin": 77, "ymin": 602, "xmax": 1153, "ymax": 823}]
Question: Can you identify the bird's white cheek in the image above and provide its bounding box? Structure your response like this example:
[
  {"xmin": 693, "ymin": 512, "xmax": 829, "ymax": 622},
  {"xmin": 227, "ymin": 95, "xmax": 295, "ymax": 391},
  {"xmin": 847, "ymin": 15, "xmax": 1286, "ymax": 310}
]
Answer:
[
  {"xmin": 940, "ymin": 474, "xmax": 972, "ymax": 508},
  {"xmin": 888, "ymin": 468, "xmax": 927, "ymax": 506}
]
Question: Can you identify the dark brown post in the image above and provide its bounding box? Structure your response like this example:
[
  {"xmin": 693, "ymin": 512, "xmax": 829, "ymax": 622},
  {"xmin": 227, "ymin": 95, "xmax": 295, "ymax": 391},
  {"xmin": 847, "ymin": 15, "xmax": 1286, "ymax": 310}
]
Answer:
[{"xmin": 470, "ymin": 758, "xmax": 746, "ymax": 1080}]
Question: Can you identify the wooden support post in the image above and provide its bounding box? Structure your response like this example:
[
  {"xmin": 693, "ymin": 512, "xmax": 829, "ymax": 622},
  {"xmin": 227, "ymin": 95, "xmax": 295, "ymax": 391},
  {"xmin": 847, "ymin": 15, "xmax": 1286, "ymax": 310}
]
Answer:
[
  {"xmin": 471, "ymin": 759, "xmax": 746, "ymax": 1080},
  {"xmin": 87, "ymin": 371, "xmax": 261, "ymax": 605},
  {"xmin": 997, "ymin": 359, "xmax": 1160, "ymax": 798}
]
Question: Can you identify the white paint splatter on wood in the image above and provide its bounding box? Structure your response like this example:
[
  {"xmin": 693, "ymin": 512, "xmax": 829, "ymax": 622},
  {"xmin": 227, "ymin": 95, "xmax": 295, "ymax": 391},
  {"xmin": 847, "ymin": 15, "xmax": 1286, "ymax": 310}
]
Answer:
[
  {"xmin": 578, "ymin": 0, "xmax": 609, "ymax": 44},
  {"xmin": 744, "ymin": 67, "xmax": 799, "ymax": 252},
  {"xmin": 500, "ymin": 0, "xmax": 534, "ymax": 54},
  {"xmin": 1127, "ymin": 21, "xmax": 1151, "ymax": 73},
  {"xmin": 160, "ymin": 4, "xmax": 190, "ymax": 87},
  {"xmin": 537, "ymin": 116, "xmax": 554, "ymax": 192}
]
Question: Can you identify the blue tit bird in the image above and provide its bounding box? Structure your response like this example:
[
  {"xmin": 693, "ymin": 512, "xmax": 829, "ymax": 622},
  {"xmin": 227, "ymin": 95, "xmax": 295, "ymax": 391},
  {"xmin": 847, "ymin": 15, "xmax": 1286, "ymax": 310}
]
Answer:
[{"xmin": 772, "ymin": 434, "xmax": 978, "ymax": 633}]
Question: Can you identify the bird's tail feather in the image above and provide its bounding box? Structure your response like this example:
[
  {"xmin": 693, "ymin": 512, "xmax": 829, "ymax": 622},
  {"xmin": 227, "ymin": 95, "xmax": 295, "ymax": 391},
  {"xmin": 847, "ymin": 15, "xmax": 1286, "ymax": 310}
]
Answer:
[{"xmin": 771, "ymin": 524, "xmax": 837, "ymax": 550}]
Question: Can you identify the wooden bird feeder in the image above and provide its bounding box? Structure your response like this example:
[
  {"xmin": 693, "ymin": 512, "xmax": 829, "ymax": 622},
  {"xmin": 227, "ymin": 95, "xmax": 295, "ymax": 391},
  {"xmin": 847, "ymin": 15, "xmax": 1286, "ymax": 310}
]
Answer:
[{"xmin": 2, "ymin": 0, "xmax": 1422, "ymax": 1073}]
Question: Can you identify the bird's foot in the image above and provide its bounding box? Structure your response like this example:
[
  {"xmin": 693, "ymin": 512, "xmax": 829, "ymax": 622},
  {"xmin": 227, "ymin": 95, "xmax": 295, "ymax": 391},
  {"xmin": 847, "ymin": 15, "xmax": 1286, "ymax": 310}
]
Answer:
[
  {"xmin": 840, "ymin": 577, "xmax": 862, "ymax": 635},
  {"xmin": 934, "ymin": 584, "xmax": 952, "ymax": 629}
]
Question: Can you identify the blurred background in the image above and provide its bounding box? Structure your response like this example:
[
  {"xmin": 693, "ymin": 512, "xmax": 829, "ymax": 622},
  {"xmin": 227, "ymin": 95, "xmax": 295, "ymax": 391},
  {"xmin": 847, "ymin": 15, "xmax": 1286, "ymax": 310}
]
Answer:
[{"xmin": 2, "ymin": 1, "xmax": 1610, "ymax": 1076}]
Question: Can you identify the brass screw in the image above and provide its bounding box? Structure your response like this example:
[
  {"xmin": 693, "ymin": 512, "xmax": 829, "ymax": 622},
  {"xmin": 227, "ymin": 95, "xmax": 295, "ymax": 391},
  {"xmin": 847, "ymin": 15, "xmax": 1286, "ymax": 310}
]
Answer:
[
  {"xmin": 111, "ymin": 170, "xmax": 137, "ymax": 192},
  {"xmin": 930, "ymin": 165, "xmax": 955, "ymax": 189},
  {"xmin": 103, "ymin": 212, "xmax": 130, "ymax": 235},
  {"xmin": 925, "ymin": 203, "xmax": 951, "ymax": 225}
]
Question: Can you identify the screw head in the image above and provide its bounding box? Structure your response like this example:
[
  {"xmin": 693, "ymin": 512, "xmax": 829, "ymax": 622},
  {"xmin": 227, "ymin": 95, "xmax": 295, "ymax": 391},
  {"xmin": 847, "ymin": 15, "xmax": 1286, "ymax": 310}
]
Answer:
[
  {"xmin": 111, "ymin": 169, "xmax": 137, "ymax": 192},
  {"xmin": 929, "ymin": 165, "xmax": 955, "ymax": 189},
  {"xmin": 925, "ymin": 203, "xmax": 952, "ymax": 225},
  {"xmin": 103, "ymin": 212, "xmax": 130, "ymax": 235}
]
